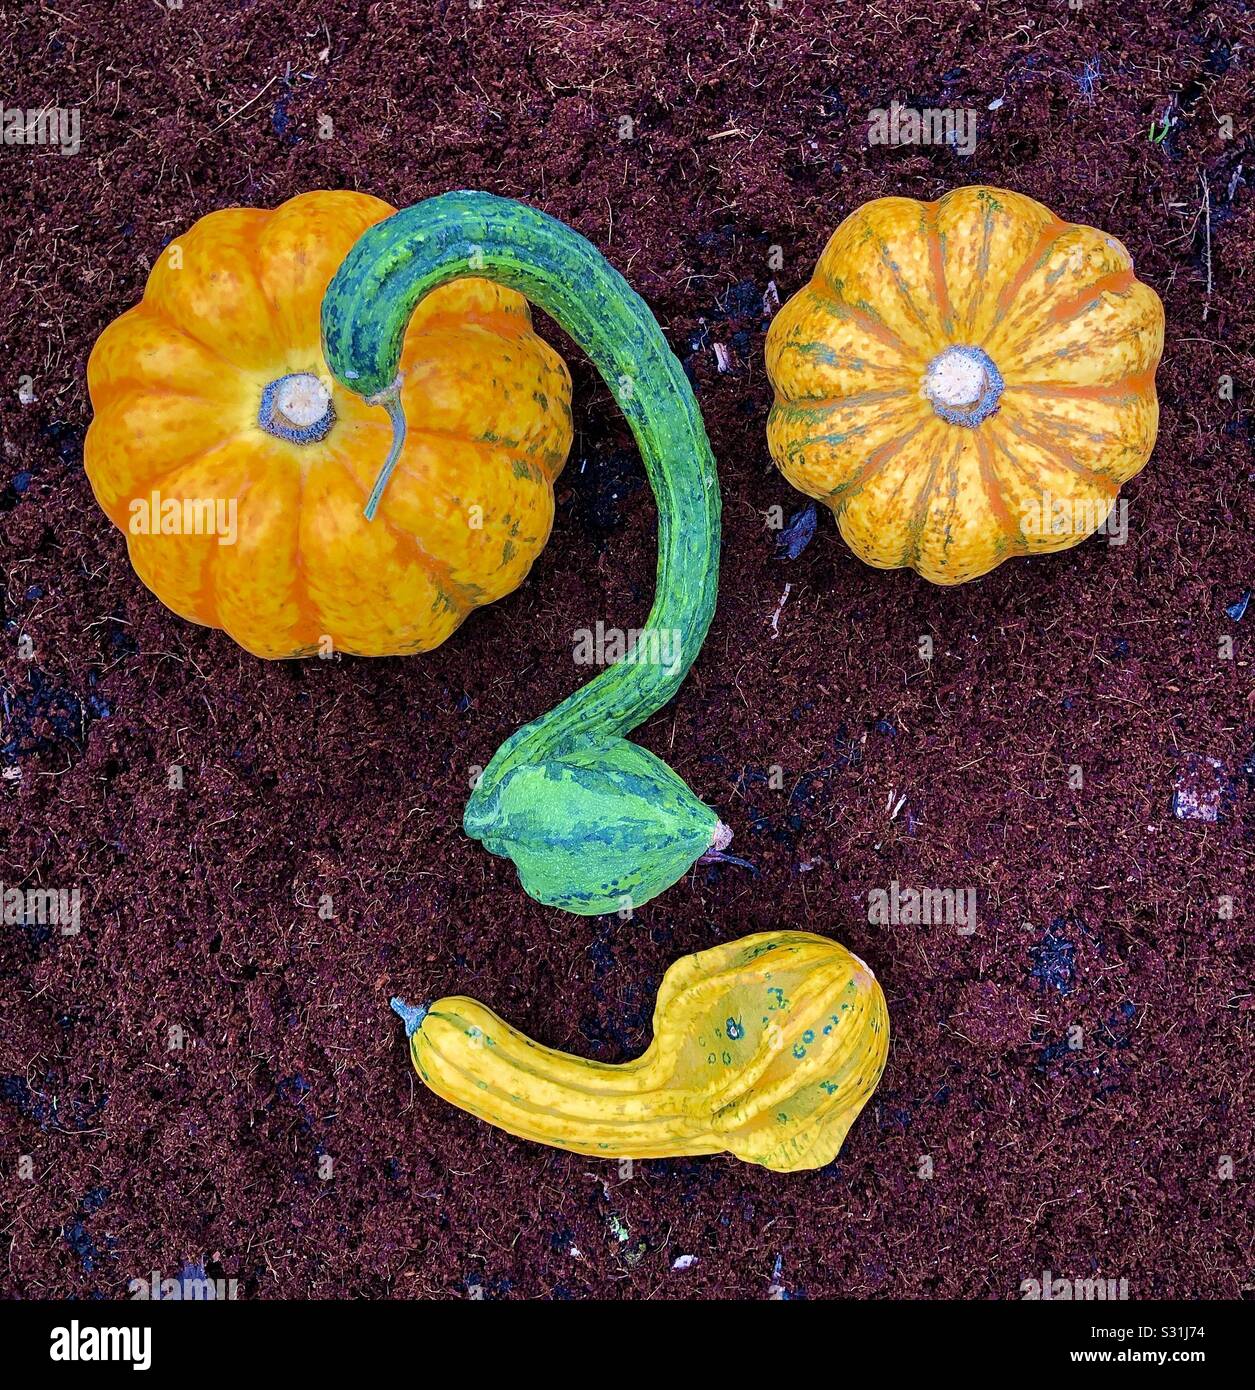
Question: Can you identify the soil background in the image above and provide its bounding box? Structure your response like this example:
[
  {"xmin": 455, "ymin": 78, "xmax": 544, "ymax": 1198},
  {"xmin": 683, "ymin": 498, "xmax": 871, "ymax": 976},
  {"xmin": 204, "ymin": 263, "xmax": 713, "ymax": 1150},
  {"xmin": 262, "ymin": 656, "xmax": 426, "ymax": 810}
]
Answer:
[{"xmin": 1, "ymin": 0, "xmax": 1253, "ymax": 1300}]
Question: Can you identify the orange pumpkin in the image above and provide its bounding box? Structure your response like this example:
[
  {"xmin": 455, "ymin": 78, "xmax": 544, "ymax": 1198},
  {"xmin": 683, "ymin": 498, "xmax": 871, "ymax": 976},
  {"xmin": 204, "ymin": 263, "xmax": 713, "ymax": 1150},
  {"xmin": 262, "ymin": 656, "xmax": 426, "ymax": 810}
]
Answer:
[
  {"xmin": 85, "ymin": 190, "xmax": 572, "ymax": 657},
  {"xmin": 766, "ymin": 186, "xmax": 1164, "ymax": 584}
]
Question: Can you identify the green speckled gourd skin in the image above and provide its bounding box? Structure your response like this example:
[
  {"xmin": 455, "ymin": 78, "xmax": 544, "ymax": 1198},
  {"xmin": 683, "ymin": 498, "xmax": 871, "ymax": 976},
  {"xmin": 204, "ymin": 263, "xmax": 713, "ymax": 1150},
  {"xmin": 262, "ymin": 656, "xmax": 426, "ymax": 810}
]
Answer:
[
  {"xmin": 322, "ymin": 192, "xmax": 722, "ymax": 915},
  {"xmin": 478, "ymin": 735, "xmax": 719, "ymax": 913}
]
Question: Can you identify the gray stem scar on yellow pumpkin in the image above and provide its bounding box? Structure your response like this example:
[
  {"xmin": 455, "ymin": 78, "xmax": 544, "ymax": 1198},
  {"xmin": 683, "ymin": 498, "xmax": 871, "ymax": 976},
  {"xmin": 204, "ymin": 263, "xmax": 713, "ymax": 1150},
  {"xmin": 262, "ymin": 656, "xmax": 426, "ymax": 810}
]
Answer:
[{"xmin": 321, "ymin": 190, "xmax": 726, "ymax": 915}]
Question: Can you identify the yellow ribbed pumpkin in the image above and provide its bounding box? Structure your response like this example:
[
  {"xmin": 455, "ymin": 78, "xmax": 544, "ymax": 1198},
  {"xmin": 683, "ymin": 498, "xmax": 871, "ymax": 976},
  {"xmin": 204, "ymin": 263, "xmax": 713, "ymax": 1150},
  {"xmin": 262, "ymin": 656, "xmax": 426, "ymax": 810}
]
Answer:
[
  {"xmin": 392, "ymin": 930, "xmax": 889, "ymax": 1172},
  {"xmin": 766, "ymin": 185, "xmax": 1164, "ymax": 584},
  {"xmin": 85, "ymin": 190, "xmax": 572, "ymax": 657}
]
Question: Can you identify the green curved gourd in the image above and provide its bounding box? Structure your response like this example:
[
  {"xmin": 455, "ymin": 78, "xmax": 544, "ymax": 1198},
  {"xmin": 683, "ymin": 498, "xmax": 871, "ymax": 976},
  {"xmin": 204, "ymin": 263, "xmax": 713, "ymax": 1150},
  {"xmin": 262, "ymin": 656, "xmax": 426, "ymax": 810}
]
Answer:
[{"xmin": 322, "ymin": 191, "xmax": 725, "ymax": 915}]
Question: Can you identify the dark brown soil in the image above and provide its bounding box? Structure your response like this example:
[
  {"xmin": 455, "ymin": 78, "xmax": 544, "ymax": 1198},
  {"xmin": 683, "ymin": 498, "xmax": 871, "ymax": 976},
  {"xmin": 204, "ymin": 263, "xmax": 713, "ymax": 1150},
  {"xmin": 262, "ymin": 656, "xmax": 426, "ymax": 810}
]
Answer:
[{"xmin": 1, "ymin": 0, "xmax": 1252, "ymax": 1300}]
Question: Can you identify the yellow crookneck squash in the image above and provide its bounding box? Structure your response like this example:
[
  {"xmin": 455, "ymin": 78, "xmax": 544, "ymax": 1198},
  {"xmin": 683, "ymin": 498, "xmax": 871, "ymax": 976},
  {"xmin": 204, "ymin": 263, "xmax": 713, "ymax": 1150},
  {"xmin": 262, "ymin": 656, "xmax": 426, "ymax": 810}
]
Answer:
[
  {"xmin": 766, "ymin": 185, "xmax": 1164, "ymax": 584},
  {"xmin": 392, "ymin": 930, "xmax": 889, "ymax": 1173},
  {"xmin": 85, "ymin": 191, "xmax": 573, "ymax": 657}
]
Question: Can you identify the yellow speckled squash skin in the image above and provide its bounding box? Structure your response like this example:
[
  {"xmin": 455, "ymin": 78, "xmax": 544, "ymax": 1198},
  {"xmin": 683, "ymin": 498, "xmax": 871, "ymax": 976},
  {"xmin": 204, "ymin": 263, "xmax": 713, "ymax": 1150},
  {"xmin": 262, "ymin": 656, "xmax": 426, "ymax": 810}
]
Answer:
[
  {"xmin": 392, "ymin": 930, "xmax": 889, "ymax": 1173},
  {"xmin": 85, "ymin": 191, "xmax": 573, "ymax": 657},
  {"xmin": 766, "ymin": 186, "xmax": 1164, "ymax": 584}
]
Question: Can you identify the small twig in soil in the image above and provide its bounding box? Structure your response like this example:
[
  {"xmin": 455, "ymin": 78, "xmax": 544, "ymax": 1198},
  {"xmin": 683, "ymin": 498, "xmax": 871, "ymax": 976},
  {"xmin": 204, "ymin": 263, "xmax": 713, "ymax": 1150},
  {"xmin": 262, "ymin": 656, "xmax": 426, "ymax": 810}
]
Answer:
[
  {"xmin": 769, "ymin": 582, "xmax": 792, "ymax": 638},
  {"xmin": 208, "ymin": 74, "xmax": 280, "ymax": 136},
  {"xmin": 1200, "ymin": 171, "xmax": 1212, "ymax": 321}
]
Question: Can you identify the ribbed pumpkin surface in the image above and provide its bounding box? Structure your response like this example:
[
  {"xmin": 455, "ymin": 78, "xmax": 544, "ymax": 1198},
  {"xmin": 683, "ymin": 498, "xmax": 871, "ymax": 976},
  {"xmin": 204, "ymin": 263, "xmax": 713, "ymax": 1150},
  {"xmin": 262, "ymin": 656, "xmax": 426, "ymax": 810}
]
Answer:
[
  {"xmin": 766, "ymin": 185, "xmax": 1164, "ymax": 584},
  {"xmin": 85, "ymin": 190, "xmax": 572, "ymax": 657}
]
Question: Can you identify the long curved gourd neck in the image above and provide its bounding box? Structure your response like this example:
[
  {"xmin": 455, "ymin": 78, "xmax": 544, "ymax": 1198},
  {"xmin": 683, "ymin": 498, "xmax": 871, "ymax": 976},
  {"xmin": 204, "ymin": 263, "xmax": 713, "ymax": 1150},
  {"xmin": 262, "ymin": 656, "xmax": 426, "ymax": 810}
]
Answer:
[{"xmin": 321, "ymin": 191, "xmax": 720, "ymax": 779}]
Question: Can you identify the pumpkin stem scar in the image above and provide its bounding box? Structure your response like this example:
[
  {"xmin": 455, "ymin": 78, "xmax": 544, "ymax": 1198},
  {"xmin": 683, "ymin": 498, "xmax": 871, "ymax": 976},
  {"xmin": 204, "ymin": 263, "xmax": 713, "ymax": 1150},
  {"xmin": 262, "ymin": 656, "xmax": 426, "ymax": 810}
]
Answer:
[
  {"xmin": 321, "ymin": 191, "xmax": 724, "ymax": 915},
  {"xmin": 362, "ymin": 379, "xmax": 408, "ymax": 521},
  {"xmin": 921, "ymin": 344, "xmax": 1004, "ymax": 426},
  {"xmin": 257, "ymin": 372, "xmax": 336, "ymax": 444},
  {"xmin": 390, "ymin": 997, "xmax": 427, "ymax": 1038}
]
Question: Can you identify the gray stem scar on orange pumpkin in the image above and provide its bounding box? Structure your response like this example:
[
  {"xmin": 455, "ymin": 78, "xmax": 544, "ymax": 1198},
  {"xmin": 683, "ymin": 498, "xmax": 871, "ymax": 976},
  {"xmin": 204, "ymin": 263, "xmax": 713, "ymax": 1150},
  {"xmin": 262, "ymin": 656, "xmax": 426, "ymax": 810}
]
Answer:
[{"xmin": 321, "ymin": 191, "xmax": 728, "ymax": 915}]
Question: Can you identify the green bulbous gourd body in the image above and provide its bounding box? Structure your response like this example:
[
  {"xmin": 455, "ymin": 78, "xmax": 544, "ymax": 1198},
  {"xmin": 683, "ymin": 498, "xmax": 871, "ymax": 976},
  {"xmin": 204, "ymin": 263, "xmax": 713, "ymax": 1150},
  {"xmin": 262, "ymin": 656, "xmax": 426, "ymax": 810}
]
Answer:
[
  {"xmin": 466, "ymin": 734, "xmax": 720, "ymax": 913},
  {"xmin": 323, "ymin": 192, "xmax": 723, "ymax": 915}
]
